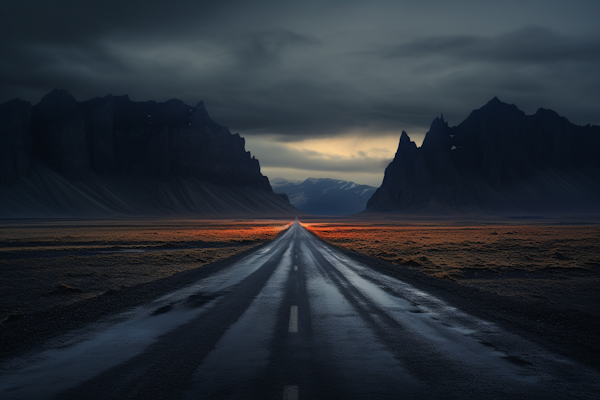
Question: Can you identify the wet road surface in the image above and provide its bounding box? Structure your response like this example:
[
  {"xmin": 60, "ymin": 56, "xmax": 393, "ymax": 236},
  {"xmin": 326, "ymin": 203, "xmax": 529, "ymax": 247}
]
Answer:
[{"xmin": 1, "ymin": 221, "xmax": 599, "ymax": 399}]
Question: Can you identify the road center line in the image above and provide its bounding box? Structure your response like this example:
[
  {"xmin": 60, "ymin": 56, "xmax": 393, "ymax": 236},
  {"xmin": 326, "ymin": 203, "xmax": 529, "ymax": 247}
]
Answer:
[
  {"xmin": 283, "ymin": 385, "xmax": 298, "ymax": 400},
  {"xmin": 288, "ymin": 306, "xmax": 298, "ymax": 333},
  {"xmin": 294, "ymin": 265, "xmax": 298, "ymax": 271}
]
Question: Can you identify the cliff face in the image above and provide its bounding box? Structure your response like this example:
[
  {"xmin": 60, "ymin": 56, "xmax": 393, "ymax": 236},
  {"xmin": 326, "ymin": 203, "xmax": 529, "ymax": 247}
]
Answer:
[
  {"xmin": 20, "ymin": 89, "xmax": 269, "ymax": 189},
  {"xmin": 0, "ymin": 99, "xmax": 32, "ymax": 185},
  {"xmin": 0, "ymin": 89, "xmax": 294, "ymax": 217},
  {"xmin": 367, "ymin": 98, "xmax": 600, "ymax": 214}
]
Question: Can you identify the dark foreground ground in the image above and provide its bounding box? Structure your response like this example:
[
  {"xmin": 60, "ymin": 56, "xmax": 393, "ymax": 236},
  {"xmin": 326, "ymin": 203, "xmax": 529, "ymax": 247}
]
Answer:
[{"xmin": 1, "ymin": 217, "xmax": 599, "ymax": 374}]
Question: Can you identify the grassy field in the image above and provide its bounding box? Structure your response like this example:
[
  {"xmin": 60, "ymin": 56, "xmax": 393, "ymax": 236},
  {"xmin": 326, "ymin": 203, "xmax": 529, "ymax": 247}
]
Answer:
[
  {"xmin": 0, "ymin": 218, "xmax": 293, "ymax": 323},
  {"xmin": 302, "ymin": 221, "xmax": 600, "ymax": 319}
]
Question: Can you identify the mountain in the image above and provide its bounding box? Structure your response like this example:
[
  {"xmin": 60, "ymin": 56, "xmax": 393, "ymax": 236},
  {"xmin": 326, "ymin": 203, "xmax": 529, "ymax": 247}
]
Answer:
[
  {"xmin": 0, "ymin": 89, "xmax": 297, "ymax": 217},
  {"xmin": 367, "ymin": 97, "xmax": 600, "ymax": 214},
  {"xmin": 272, "ymin": 177, "xmax": 377, "ymax": 215}
]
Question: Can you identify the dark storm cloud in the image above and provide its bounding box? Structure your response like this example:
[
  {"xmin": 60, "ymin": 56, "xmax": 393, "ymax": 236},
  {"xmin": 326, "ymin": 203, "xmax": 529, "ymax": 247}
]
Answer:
[
  {"xmin": 228, "ymin": 29, "xmax": 319, "ymax": 67},
  {"xmin": 384, "ymin": 27, "xmax": 600, "ymax": 64},
  {"xmin": 1, "ymin": 0, "xmax": 600, "ymax": 146},
  {"xmin": 1, "ymin": 1, "xmax": 234, "ymax": 42}
]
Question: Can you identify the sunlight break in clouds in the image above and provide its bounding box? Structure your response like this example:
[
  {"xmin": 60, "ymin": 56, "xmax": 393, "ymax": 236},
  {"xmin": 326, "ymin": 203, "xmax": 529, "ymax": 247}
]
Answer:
[{"xmin": 244, "ymin": 132, "xmax": 426, "ymax": 187}]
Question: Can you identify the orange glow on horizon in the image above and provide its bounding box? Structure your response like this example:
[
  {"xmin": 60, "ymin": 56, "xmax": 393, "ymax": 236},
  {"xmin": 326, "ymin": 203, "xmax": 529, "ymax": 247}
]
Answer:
[
  {"xmin": 0, "ymin": 219, "xmax": 295, "ymax": 252},
  {"xmin": 301, "ymin": 222, "xmax": 600, "ymax": 281}
]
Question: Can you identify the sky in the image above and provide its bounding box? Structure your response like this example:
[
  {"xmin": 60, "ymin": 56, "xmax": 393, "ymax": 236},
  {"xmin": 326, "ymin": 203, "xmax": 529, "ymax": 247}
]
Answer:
[{"xmin": 2, "ymin": 0, "xmax": 599, "ymax": 187}]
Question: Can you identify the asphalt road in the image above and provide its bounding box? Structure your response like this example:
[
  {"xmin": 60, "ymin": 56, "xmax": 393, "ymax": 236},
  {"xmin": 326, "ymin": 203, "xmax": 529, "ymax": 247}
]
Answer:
[{"xmin": 1, "ymin": 221, "xmax": 599, "ymax": 399}]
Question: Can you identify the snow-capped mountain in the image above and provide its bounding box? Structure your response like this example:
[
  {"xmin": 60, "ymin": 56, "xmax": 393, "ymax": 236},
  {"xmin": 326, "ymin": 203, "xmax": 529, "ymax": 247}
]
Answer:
[{"xmin": 271, "ymin": 177, "xmax": 377, "ymax": 215}]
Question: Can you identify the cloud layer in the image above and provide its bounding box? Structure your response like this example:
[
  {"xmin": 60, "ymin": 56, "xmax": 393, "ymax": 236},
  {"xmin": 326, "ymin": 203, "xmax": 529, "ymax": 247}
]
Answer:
[{"xmin": 2, "ymin": 0, "xmax": 599, "ymax": 184}]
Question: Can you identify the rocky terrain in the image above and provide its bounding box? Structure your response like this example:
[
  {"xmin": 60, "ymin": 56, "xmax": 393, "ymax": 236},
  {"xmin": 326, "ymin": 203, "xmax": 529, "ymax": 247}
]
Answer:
[
  {"xmin": 0, "ymin": 89, "xmax": 296, "ymax": 217},
  {"xmin": 367, "ymin": 98, "xmax": 600, "ymax": 214},
  {"xmin": 271, "ymin": 177, "xmax": 376, "ymax": 215}
]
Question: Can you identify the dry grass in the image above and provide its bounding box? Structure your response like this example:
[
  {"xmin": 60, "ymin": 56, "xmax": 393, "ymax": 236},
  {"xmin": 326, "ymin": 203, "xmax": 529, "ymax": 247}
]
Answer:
[
  {"xmin": 302, "ymin": 221, "xmax": 600, "ymax": 318},
  {"xmin": 0, "ymin": 219, "xmax": 292, "ymax": 250},
  {"xmin": 0, "ymin": 218, "xmax": 293, "ymax": 322}
]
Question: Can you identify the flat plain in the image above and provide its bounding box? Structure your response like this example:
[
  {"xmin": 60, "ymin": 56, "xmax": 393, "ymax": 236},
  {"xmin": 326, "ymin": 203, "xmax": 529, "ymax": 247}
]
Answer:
[
  {"xmin": 0, "ymin": 218, "xmax": 292, "ymax": 324},
  {"xmin": 301, "ymin": 219, "xmax": 600, "ymax": 368},
  {"xmin": 301, "ymin": 221, "xmax": 600, "ymax": 310},
  {"xmin": 1, "ymin": 217, "xmax": 599, "ymax": 370}
]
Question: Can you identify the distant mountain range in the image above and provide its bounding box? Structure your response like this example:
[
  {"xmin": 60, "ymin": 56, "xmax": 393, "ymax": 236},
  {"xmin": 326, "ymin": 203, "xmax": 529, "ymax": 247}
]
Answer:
[
  {"xmin": 367, "ymin": 97, "xmax": 600, "ymax": 214},
  {"xmin": 0, "ymin": 89, "xmax": 297, "ymax": 217},
  {"xmin": 272, "ymin": 177, "xmax": 376, "ymax": 215}
]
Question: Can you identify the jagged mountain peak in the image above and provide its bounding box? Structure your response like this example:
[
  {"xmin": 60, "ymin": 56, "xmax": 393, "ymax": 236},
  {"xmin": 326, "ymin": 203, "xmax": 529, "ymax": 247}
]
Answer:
[
  {"xmin": 42, "ymin": 88, "xmax": 77, "ymax": 103},
  {"xmin": 193, "ymin": 100, "xmax": 212, "ymax": 119},
  {"xmin": 396, "ymin": 130, "xmax": 418, "ymax": 156},
  {"xmin": 533, "ymin": 107, "xmax": 561, "ymax": 119},
  {"xmin": 487, "ymin": 96, "xmax": 502, "ymax": 104},
  {"xmin": 421, "ymin": 114, "xmax": 452, "ymax": 150},
  {"xmin": 474, "ymin": 96, "xmax": 525, "ymax": 119},
  {"xmin": 37, "ymin": 88, "xmax": 78, "ymax": 111},
  {"xmin": 46, "ymin": 87, "xmax": 74, "ymax": 98},
  {"xmin": 367, "ymin": 99, "xmax": 600, "ymax": 214}
]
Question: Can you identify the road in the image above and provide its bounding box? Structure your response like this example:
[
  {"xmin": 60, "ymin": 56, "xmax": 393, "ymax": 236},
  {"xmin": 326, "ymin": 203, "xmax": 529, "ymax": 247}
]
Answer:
[{"xmin": 1, "ymin": 221, "xmax": 598, "ymax": 399}]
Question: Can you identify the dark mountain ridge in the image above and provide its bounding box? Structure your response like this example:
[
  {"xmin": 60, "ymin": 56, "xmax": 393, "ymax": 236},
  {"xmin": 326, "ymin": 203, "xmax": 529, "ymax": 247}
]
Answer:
[
  {"xmin": 367, "ymin": 98, "xmax": 600, "ymax": 214},
  {"xmin": 0, "ymin": 89, "xmax": 295, "ymax": 217}
]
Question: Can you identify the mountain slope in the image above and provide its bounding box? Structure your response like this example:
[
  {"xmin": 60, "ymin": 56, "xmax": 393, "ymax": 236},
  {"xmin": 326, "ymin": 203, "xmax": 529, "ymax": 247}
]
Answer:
[
  {"xmin": 0, "ymin": 89, "xmax": 297, "ymax": 217},
  {"xmin": 272, "ymin": 177, "xmax": 376, "ymax": 215},
  {"xmin": 367, "ymin": 97, "xmax": 600, "ymax": 214}
]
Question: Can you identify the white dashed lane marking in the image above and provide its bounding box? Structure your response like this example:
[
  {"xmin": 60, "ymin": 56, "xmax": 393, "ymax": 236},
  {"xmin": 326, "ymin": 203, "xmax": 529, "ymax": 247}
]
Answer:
[
  {"xmin": 288, "ymin": 306, "xmax": 298, "ymax": 333},
  {"xmin": 283, "ymin": 385, "xmax": 299, "ymax": 400},
  {"xmin": 294, "ymin": 265, "xmax": 298, "ymax": 271}
]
